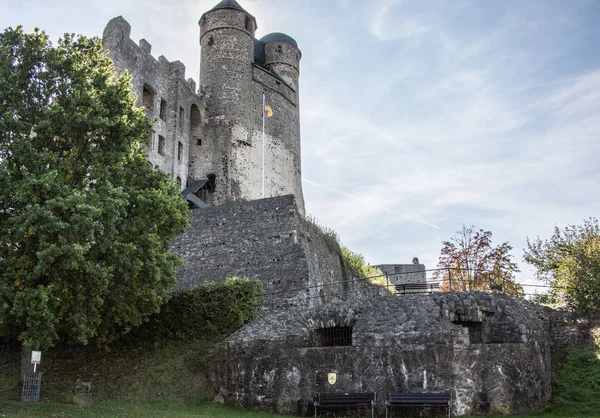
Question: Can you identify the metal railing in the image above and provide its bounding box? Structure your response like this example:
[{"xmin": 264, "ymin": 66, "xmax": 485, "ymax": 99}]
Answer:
[{"xmin": 259, "ymin": 267, "xmax": 553, "ymax": 311}]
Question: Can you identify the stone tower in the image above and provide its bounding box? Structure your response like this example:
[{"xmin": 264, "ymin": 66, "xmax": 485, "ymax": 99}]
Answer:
[
  {"xmin": 101, "ymin": 0, "xmax": 305, "ymax": 214},
  {"xmin": 190, "ymin": 0, "xmax": 305, "ymax": 213}
]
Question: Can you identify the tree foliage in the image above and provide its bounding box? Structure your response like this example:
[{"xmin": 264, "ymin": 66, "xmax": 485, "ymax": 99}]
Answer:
[
  {"xmin": 341, "ymin": 246, "xmax": 385, "ymax": 286},
  {"xmin": 434, "ymin": 225, "xmax": 521, "ymax": 294},
  {"xmin": 524, "ymin": 218, "xmax": 600, "ymax": 314},
  {"xmin": 0, "ymin": 27, "xmax": 189, "ymax": 349}
]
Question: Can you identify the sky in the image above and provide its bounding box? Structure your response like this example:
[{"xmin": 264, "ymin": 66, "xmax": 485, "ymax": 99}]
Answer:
[{"xmin": 1, "ymin": 0, "xmax": 599, "ymax": 290}]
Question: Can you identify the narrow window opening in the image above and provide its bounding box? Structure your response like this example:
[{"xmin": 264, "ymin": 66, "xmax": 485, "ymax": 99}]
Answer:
[
  {"xmin": 178, "ymin": 142, "xmax": 183, "ymax": 161},
  {"xmin": 158, "ymin": 135, "xmax": 166, "ymax": 156},
  {"xmin": 190, "ymin": 104, "xmax": 201, "ymax": 146},
  {"xmin": 179, "ymin": 106, "xmax": 184, "ymax": 130},
  {"xmin": 453, "ymin": 321, "xmax": 482, "ymax": 344},
  {"xmin": 159, "ymin": 99, "xmax": 168, "ymax": 121},
  {"xmin": 146, "ymin": 132, "xmax": 154, "ymax": 149},
  {"xmin": 175, "ymin": 176, "xmax": 182, "ymax": 188},
  {"xmin": 315, "ymin": 326, "xmax": 352, "ymax": 347},
  {"xmin": 206, "ymin": 173, "xmax": 216, "ymax": 193},
  {"xmin": 207, "ymin": 36, "xmax": 214, "ymax": 46},
  {"xmin": 142, "ymin": 84, "xmax": 155, "ymax": 111},
  {"xmin": 275, "ymin": 81, "xmax": 281, "ymax": 89},
  {"xmin": 245, "ymin": 16, "xmax": 253, "ymax": 31},
  {"xmin": 276, "ymin": 45, "xmax": 283, "ymax": 53}
]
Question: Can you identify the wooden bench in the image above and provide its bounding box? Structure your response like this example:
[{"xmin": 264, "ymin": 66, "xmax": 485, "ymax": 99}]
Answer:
[
  {"xmin": 394, "ymin": 282, "xmax": 440, "ymax": 294},
  {"xmin": 385, "ymin": 392, "xmax": 451, "ymax": 418},
  {"xmin": 314, "ymin": 392, "xmax": 375, "ymax": 417}
]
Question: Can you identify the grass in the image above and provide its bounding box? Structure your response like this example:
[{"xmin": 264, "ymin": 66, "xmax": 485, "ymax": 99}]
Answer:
[{"xmin": 1, "ymin": 330, "xmax": 600, "ymax": 417}]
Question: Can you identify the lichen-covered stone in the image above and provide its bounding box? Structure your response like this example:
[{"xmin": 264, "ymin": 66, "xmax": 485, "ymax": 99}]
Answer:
[{"xmin": 208, "ymin": 292, "xmax": 555, "ymax": 416}]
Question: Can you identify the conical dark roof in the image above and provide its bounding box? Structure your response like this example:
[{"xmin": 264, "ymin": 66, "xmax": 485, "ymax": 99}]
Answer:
[
  {"xmin": 210, "ymin": 0, "xmax": 246, "ymax": 13},
  {"xmin": 202, "ymin": 0, "xmax": 256, "ymax": 25}
]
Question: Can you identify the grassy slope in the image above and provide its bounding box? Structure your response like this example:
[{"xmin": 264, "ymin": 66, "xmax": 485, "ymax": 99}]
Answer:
[{"xmin": 2, "ymin": 334, "xmax": 600, "ymax": 417}]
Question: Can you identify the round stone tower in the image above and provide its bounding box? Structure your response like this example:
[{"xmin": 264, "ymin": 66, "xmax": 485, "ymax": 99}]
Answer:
[
  {"xmin": 199, "ymin": 0, "xmax": 256, "ymax": 124},
  {"xmin": 261, "ymin": 32, "xmax": 301, "ymax": 91}
]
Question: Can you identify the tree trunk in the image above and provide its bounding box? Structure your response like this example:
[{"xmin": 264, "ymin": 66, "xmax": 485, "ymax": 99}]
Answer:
[{"xmin": 20, "ymin": 345, "xmax": 33, "ymax": 383}]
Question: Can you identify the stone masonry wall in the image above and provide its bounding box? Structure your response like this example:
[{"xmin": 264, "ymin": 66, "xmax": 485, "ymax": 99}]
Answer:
[
  {"xmin": 171, "ymin": 195, "xmax": 346, "ymax": 307},
  {"xmin": 208, "ymin": 292, "xmax": 553, "ymax": 416},
  {"xmin": 102, "ymin": 16, "xmax": 199, "ymax": 189}
]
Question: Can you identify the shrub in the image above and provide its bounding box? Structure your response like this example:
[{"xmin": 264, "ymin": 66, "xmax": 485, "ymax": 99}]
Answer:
[{"xmin": 131, "ymin": 277, "xmax": 263, "ymax": 343}]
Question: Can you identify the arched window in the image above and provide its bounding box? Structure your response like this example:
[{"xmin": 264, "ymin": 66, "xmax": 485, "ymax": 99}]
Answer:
[
  {"xmin": 175, "ymin": 176, "xmax": 182, "ymax": 189},
  {"xmin": 142, "ymin": 84, "xmax": 156, "ymax": 111},
  {"xmin": 158, "ymin": 135, "xmax": 166, "ymax": 156},
  {"xmin": 190, "ymin": 104, "xmax": 201, "ymax": 146}
]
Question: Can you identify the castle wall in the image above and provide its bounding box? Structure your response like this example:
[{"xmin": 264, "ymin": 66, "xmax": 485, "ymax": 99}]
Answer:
[
  {"xmin": 102, "ymin": 16, "xmax": 200, "ymax": 190},
  {"xmin": 209, "ymin": 292, "xmax": 553, "ymax": 416},
  {"xmin": 171, "ymin": 195, "xmax": 344, "ymax": 305},
  {"xmin": 377, "ymin": 263, "xmax": 427, "ymax": 286},
  {"xmin": 101, "ymin": 4, "xmax": 306, "ymax": 209}
]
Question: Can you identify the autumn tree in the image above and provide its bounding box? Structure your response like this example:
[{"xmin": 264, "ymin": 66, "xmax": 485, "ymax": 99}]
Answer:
[
  {"xmin": 0, "ymin": 27, "xmax": 189, "ymax": 354},
  {"xmin": 434, "ymin": 225, "xmax": 521, "ymax": 294},
  {"xmin": 524, "ymin": 218, "xmax": 600, "ymax": 314}
]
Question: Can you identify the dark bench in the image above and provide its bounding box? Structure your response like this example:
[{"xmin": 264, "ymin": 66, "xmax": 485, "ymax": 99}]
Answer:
[
  {"xmin": 314, "ymin": 392, "xmax": 375, "ymax": 418},
  {"xmin": 394, "ymin": 282, "xmax": 440, "ymax": 294},
  {"xmin": 385, "ymin": 392, "xmax": 451, "ymax": 418}
]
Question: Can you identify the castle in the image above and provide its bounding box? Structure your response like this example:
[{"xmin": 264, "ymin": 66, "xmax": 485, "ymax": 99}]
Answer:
[
  {"xmin": 102, "ymin": 0, "xmax": 305, "ymax": 215},
  {"xmin": 98, "ymin": 3, "xmax": 582, "ymax": 416}
]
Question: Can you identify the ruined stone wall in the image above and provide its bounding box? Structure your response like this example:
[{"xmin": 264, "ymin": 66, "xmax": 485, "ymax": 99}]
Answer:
[
  {"xmin": 246, "ymin": 67, "xmax": 304, "ymax": 215},
  {"xmin": 171, "ymin": 195, "xmax": 346, "ymax": 306},
  {"xmin": 102, "ymin": 16, "xmax": 199, "ymax": 189},
  {"xmin": 377, "ymin": 262, "xmax": 427, "ymax": 286},
  {"xmin": 208, "ymin": 292, "xmax": 553, "ymax": 416},
  {"xmin": 102, "ymin": 4, "xmax": 306, "ymax": 209}
]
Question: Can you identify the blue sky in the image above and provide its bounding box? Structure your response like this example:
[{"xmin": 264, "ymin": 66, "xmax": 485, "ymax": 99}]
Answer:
[{"xmin": 2, "ymin": 0, "xmax": 599, "ymax": 289}]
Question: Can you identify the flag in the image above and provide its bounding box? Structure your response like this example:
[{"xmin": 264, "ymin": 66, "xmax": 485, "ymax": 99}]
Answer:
[{"xmin": 264, "ymin": 99, "xmax": 273, "ymax": 118}]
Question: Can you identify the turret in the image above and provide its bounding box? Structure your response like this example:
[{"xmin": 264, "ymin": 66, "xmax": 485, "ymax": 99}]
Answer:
[
  {"xmin": 261, "ymin": 32, "xmax": 301, "ymax": 91},
  {"xmin": 199, "ymin": 0, "xmax": 257, "ymax": 125}
]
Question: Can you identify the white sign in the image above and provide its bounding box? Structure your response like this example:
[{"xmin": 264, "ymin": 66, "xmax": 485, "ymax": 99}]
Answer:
[{"xmin": 31, "ymin": 351, "xmax": 41, "ymax": 364}]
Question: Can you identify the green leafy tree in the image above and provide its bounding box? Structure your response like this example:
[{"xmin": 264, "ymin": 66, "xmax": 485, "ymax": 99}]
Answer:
[
  {"xmin": 0, "ymin": 27, "xmax": 189, "ymax": 352},
  {"xmin": 434, "ymin": 225, "xmax": 521, "ymax": 294},
  {"xmin": 524, "ymin": 218, "xmax": 600, "ymax": 314}
]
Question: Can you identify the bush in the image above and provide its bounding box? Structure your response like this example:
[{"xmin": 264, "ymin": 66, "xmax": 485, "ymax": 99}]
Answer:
[{"xmin": 131, "ymin": 277, "xmax": 263, "ymax": 343}]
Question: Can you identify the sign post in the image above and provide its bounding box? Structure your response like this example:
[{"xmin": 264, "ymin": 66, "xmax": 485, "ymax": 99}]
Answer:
[{"xmin": 31, "ymin": 351, "xmax": 41, "ymax": 373}]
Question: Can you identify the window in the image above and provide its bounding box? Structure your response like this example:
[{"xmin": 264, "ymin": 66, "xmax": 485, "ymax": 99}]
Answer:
[
  {"xmin": 207, "ymin": 36, "xmax": 214, "ymax": 46},
  {"xmin": 453, "ymin": 321, "xmax": 482, "ymax": 344},
  {"xmin": 207, "ymin": 173, "xmax": 216, "ymax": 193},
  {"xmin": 179, "ymin": 106, "xmax": 184, "ymax": 131},
  {"xmin": 190, "ymin": 104, "xmax": 201, "ymax": 146},
  {"xmin": 158, "ymin": 135, "xmax": 166, "ymax": 156},
  {"xmin": 315, "ymin": 327, "xmax": 352, "ymax": 347},
  {"xmin": 276, "ymin": 45, "xmax": 283, "ymax": 53},
  {"xmin": 175, "ymin": 176, "xmax": 182, "ymax": 188},
  {"xmin": 146, "ymin": 132, "xmax": 154, "ymax": 149},
  {"xmin": 160, "ymin": 99, "xmax": 168, "ymax": 121},
  {"xmin": 178, "ymin": 142, "xmax": 183, "ymax": 161},
  {"xmin": 245, "ymin": 16, "xmax": 253, "ymax": 31},
  {"xmin": 142, "ymin": 84, "xmax": 155, "ymax": 111}
]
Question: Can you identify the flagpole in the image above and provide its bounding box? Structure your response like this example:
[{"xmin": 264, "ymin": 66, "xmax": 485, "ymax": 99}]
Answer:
[{"xmin": 262, "ymin": 93, "xmax": 265, "ymax": 199}]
